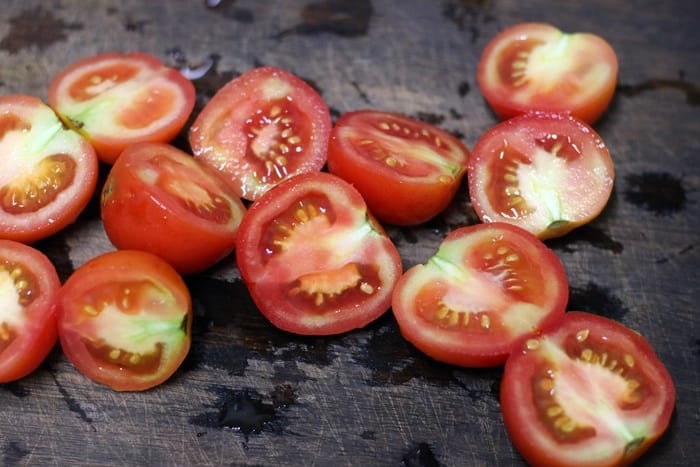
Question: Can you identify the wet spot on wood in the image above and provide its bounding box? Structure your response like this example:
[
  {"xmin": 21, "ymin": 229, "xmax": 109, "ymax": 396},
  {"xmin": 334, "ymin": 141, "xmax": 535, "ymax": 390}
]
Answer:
[
  {"xmin": 275, "ymin": 0, "xmax": 373, "ymax": 38},
  {"xmin": 443, "ymin": 0, "xmax": 495, "ymax": 43},
  {"xmin": 351, "ymin": 80, "xmax": 372, "ymax": 103},
  {"xmin": 1, "ymin": 381, "xmax": 31, "ymax": 398},
  {"xmin": 34, "ymin": 235, "xmax": 74, "ymax": 282},
  {"xmin": 624, "ymin": 172, "xmax": 686, "ymax": 215},
  {"xmin": 457, "ymin": 81, "xmax": 470, "ymax": 97},
  {"xmin": 568, "ymin": 282, "xmax": 630, "ymax": 322},
  {"xmin": 618, "ymin": 73, "xmax": 700, "ymax": 106},
  {"xmin": 414, "ymin": 112, "xmax": 445, "ymax": 126},
  {"xmin": 655, "ymin": 244, "xmax": 694, "ymax": 264},
  {"xmin": 0, "ymin": 6, "xmax": 82, "ymax": 54},
  {"xmin": 49, "ymin": 370, "xmax": 94, "ymax": 425},
  {"xmin": 401, "ymin": 442, "xmax": 441, "ymax": 467},
  {"xmin": 3, "ymin": 441, "xmax": 30, "ymax": 466},
  {"xmin": 204, "ymin": 0, "xmax": 254, "ymax": 23},
  {"xmin": 549, "ymin": 224, "xmax": 624, "ymax": 254},
  {"xmin": 361, "ymin": 430, "xmax": 376, "ymax": 440},
  {"xmin": 123, "ymin": 16, "xmax": 150, "ymax": 33}
]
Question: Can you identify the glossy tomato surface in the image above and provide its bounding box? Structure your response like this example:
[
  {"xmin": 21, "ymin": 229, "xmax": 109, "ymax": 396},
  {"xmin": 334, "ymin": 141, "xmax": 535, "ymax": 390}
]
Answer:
[
  {"xmin": 501, "ymin": 311, "xmax": 676, "ymax": 467},
  {"xmin": 189, "ymin": 66, "xmax": 331, "ymax": 201},
  {"xmin": 236, "ymin": 171, "xmax": 402, "ymax": 335},
  {"xmin": 58, "ymin": 250, "xmax": 192, "ymax": 391},
  {"xmin": 48, "ymin": 51, "xmax": 196, "ymax": 164},
  {"xmin": 0, "ymin": 240, "xmax": 60, "ymax": 383},
  {"xmin": 391, "ymin": 222, "xmax": 568, "ymax": 367},
  {"xmin": 327, "ymin": 110, "xmax": 471, "ymax": 226},
  {"xmin": 0, "ymin": 94, "xmax": 99, "ymax": 243},
  {"xmin": 477, "ymin": 22, "xmax": 618, "ymax": 124},
  {"xmin": 101, "ymin": 142, "xmax": 247, "ymax": 274},
  {"xmin": 468, "ymin": 112, "xmax": 614, "ymax": 239}
]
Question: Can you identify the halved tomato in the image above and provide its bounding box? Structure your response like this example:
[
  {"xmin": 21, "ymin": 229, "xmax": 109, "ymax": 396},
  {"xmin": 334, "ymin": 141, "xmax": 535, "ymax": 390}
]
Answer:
[
  {"xmin": 189, "ymin": 66, "xmax": 332, "ymax": 201},
  {"xmin": 236, "ymin": 171, "xmax": 402, "ymax": 335},
  {"xmin": 327, "ymin": 110, "xmax": 471, "ymax": 226},
  {"xmin": 391, "ymin": 222, "xmax": 568, "ymax": 367},
  {"xmin": 477, "ymin": 22, "xmax": 618, "ymax": 124},
  {"xmin": 0, "ymin": 240, "xmax": 61, "ymax": 383},
  {"xmin": 468, "ymin": 112, "xmax": 614, "ymax": 239},
  {"xmin": 0, "ymin": 94, "xmax": 99, "ymax": 243},
  {"xmin": 100, "ymin": 142, "xmax": 247, "ymax": 275},
  {"xmin": 48, "ymin": 51, "xmax": 196, "ymax": 164},
  {"xmin": 57, "ymin": 250, "xmax": 192, "ymax": 391},
  {"xmin": 501, "ymin": 311, "xmax": 676, "ymax": 467}
]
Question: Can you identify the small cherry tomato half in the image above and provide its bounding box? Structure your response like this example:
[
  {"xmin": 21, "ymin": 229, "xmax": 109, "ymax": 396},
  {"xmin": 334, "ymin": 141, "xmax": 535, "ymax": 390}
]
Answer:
[
  {"xmin": 0, "ymin": 94, "xmax": 99, "ymax": 243},
  {"xmin": 477, "ymin": 22, "xmax": 618, "ymax": 124},
  {"xmin": 57, "ymin": 250, "xmax": 192, "ymax": 391},
  {"xmin": 236, "ymin": 171, "xmax": 403, "ymax": 335},
  {"xmin": 327, "ymin": 110, "xmax": 471, "ymax": 226},
  {"xmin": 501, "ymin": 311, "xmax": 676, "ymax": 467},
  {"xmin": 48, "ymin": 51, "xmax": 196, "ymax": 164},
  {"xmin": 101, "ymin": 142, "xmax": 247, "ymax": 275},
  {"xmin": 0, "ymin": 240, "xmax": 61, "ymax": 383},
  {"xmin": 391, "ymin": 222, "xmax": 568, "ymax": 367},
  {"xmin": 468, "ymin": 112, "xmax": 614, "ymax": 239},
  {"xmin": 189, "ymin": 66, "xmax": 332, "ymax": 201}
]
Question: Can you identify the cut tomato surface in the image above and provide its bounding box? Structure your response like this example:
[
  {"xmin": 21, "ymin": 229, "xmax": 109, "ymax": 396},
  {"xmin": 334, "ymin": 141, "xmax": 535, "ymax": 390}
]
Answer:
[
  {"xmin": 327, "ymin": 110, "xmax": 471, "ymax": 226},
  {"xmin": 0, "ymin": 240, "xmax": 61, "ymax": 383},
  {"xmin": 0, "ymin": 94, "xmax": 99, "ymax": 243},
  {"xmin": 189, "ymin": 66, "xmax": 332, "ymax": 201},
  {"xmin": 101, "ymin": 142, "xmax": 247, "ymax": 274},
  {"xmin": 57, "ymin": 250, "xmax": 192, "ymax": 391},
  {"xmin": 236, "ymin": 171, "xmax": 402, "ymax": 335},
  {"xmin": 468, "ymin": 112, "xmax": 614, "ymax": 239},
  {"xmin": 477, "ymin": 22, "xmax": 618, "ymax": 124},
  {"xmin": 48, "ymin": 51, "xmax": 196, "ymax": 164},
  {"xmin": 501, "ymin": 311, "xmax": 676, "ymax": 467},
  {"xmin": 391, "ymin": 222, "xmax": 568, "ymax": 367}
]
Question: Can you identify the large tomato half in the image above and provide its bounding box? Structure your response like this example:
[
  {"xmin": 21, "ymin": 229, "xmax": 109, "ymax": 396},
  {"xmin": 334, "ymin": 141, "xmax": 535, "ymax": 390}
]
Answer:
[
  {"xmin": 477, "ymin": 22, "xmax": 618, "ymax": 124},
  {"xmin": 236, "ymin": 171, "xmax": 403, "ymax": 335},
  {"xmin": 391, "ymin": 222, "xmax": 568, "ymax": 367},
  {"xmin": 57, "ymin": 250, "xmax": 192, "ymax": 391},
  {"xmin": 327, "ymin": 110, "xmax": 471, "ymax": 226},
  {"xmin": 501, "ymin": 311, "xmax": 676, "ymax": 467},
  {"xmin": 189, "ymin": 66, "xmax": 332, "ymax": 201},
  {"xmin": 0, "ymin": 94, "xmax": 98, "ymax": 243},
  {"xmin": 0, "ymin": 240, "xmax": 61, "ymax": 383},
  {"xmin": 101, "ymin": 142, "xmax": 247, "ymax": 275},
  {"xmin": 48, "ymin": 51, "xmax": 196, "ymax": 164},
  {"xmin": 468, "ymin": 112, "xmax": 614, "ymax": 240}
]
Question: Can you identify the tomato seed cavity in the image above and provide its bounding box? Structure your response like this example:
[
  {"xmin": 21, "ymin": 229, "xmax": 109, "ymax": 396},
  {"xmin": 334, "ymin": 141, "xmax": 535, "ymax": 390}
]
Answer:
[{"xmin": 1, "ymin": 154, "xmax": 76, "ymax": 214}]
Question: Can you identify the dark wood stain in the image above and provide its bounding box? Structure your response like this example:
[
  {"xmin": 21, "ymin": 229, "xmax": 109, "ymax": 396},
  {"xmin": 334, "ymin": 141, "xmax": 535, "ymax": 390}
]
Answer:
[
  {"xmin": 618, "ymin": 74, "xmax": 700, "ymax": 106},
  {"xmin": 3, "ymin": 441, "xmax": 30, "ymax": 467},
  {"xmin": 624, "ymin": 172, "xmax": 687, "ymax": 216},
  {"xmin": 549, "ymin": 224, "xmax": 624, "ymax": 254},
  {"xmin": 567, "ymin": 282, "xmax": 630, "ymax": 322},
  {"xmin": 275, "ymin": 0, "xmax": 373, "ymax": 38},
  {"xmin": 0, "ymin": 6, "xmax": 82, "ymax": 54},
  {"xmin": 442, "ymin": 0, "xmax": 496, "ymax": 42},
  {"xmin": 401, "ymin": 442, "xmax": 441, "ymax": 467}
]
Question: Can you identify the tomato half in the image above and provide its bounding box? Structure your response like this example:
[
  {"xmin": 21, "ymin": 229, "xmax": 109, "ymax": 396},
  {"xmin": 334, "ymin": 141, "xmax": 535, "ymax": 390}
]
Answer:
[
  {"xmin": 477, "ymin": 22, "xmax": 618, "ymax": 124},
  {"xmin": 101, "ymin": 142, "xmax": 247, "ymax": 275},
  {"xmin": 0, "ymin": 240, "xmax": 60, "ymax": 383},
  {"xmin": 0, "ymin": 94, "xmax": 99, "ymax": 243},
  {"xmin": 48, "ymin": 51, "xmax": 196, "ymax": 164},
  {"xmin": 391, "ymin": 222, "xmax": 568, "ymax": 367},
  {"xmin": 189, "ymin": 66, "xmax": 332, "ymax": 201},
  {"xmin": 501, "ymin": 311, "xmax": 676, "ymax": 467},
  {"xmin": 327, "ymin": 110, "xmax": 471, "ymax": 226},
  {"xmin": 57, "ymin": 250, "xmax": 192, "ymax": 391},
  {"xmin": 236, "ymin": 171, "xmax": 402, "ymax": 335},
  {"xmin": 468, "ymin": 112, "xmax": 614, "ymax": 240}
]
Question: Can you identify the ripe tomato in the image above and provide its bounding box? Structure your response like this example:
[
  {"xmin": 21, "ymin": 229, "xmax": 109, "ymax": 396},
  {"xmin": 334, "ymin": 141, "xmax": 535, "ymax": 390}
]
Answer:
[
  {"xmin": 468, "ymin": 112, "xmax": 614, "ymax": 240},
  {"xmin": 501, "ymin": 311, "xmax": 676, "ymax": 467},
  {"xmin": 236, "ymin": 171, "xmax": 402, "ymax": 335},
  {"xmin": 189, "ymin": 66, "xmax": 331, "ymax": 201},
  {"xmin": 0, "ymin": 94, "xmax": 99, "ymax": 244},
  {"xmin": 100, "ymin": 142, "xmax": 247, "ymax": 275},
  {"xmin": 0, "ymin": 240, "xmax": 61, "ymax": 383},
  {"xmin": 477, "ymin": 22, "xmax": 618, "ymax": 124},
  {"xmin": 327, "ymin": 110, "xmax": 471, "ymax": 226},
  {"xmin": 57, "ymin": 250, "xmax": 192, "ymax": 391},
  {"xmin": 48, "ymin": 51, "xmax": 196, "ymax": 164},
  {"xmin": 391, "ymin": 222, "xmax": 568, "ymax": 367}
]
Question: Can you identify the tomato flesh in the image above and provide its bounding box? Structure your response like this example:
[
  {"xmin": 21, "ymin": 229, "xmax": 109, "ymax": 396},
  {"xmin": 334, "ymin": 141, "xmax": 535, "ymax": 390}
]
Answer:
[
  {"xmin": 391, "ymin": 222, "xmax": 568, "ymax": 367},
  {"xmin": 236, "ymin": 171, "xmax": 402, "ymax": 335},
  {"xmin": 501, "ymin": 312, "xmax": 676, "ymax": 467}
]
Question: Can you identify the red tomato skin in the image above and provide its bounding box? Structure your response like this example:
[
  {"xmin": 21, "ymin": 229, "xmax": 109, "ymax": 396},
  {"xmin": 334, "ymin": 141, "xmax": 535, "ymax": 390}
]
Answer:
[
  {"xmin": 57, "ymin": 250, "xmax": 192, "ymax": 391},
  {"xmin": 477, "ymin": 23, "xmax": 618, "ymax": 124},
  {"xmin": 189, "ymin": 66, "xmax": 331, "ymax": 201},
  {"xmin": 100, "ymin": 142, "xmax": 247, "ymax": 275},
  {"xmin": 0, "ymin": 240, "xmax": 60, "ymax": 383},
  {"xmin": 236, "ymin": 171, "xmax": 403, "ymax": 335},
  {"xmin": 0, "ymin": 94, "xmax": 99, "ymax": 244},
  {"xmin": 501, "ymin": 312, "xmax": 676, "ymax": 467},
  {"xmin": 48, "ymin": 52, "xmax": 196, "ymax": 164},
  {"xmin": 327, "ymin": 110, "xmax": 471, "ymax": 226}
]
